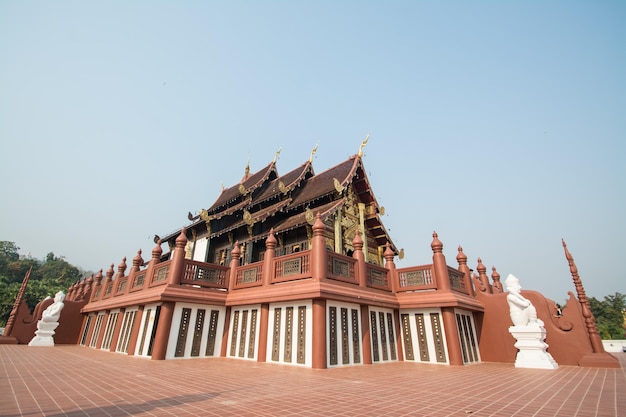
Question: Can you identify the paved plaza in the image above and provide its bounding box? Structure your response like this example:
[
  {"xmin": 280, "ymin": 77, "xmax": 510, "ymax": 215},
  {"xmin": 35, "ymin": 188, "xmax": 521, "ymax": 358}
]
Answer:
[{"xmin": 1, "ymin": 345, "xmax": 625, "ymax": 417}]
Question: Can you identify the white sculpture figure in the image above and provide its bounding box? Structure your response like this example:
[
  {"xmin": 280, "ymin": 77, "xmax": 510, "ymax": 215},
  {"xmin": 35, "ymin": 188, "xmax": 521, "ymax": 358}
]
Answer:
[
  {"xmin": 505, "ymin": 274, "xmax": 557, "ymax": 369},
  {"xmin": 29, "ymin": 291, "xmax": 65, "ymax": 347},
  {"xmin": 505, "ymin": 274, "xmax": 544, "ymax": 327}
]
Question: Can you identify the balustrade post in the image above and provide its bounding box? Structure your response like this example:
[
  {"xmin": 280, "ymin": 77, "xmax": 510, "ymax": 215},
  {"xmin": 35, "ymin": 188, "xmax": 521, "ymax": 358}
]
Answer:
[
  {"xmin": 102, "ymin": 264, "xmax": 114, "ymax": 298},
  {"xmin": 125, "ymin": 249, "xmax": 143, "ymax": 295},
  {"xmin": 384, "ymin": 243, "xmax": 397, "ymax": 292},
  {"xmin": 143, "ymin": 240, "xmax": 163, "ymax": 289},
  {"xmin": 431, "ymin": 232, "xmax": 451, "ymax": 291},
  {"xmin": 228, "ymin": 242, "xmax": 241, "ymax": 290},
  {"xmin": 311, "ymin": 213, "xmax": 327, "ymax": 282},
  {"xmin": 456, "ymin": 246, "xmax": 475, "ymax": 297},
  {"xmin": 353, "ymin": 230, "xmax": 367, "ymax": 287},
  {"xmin": 168, "ymin": 229, "xmax": 187, "ymax": 286},
  {"xmin": 476, "ymin": 258, "xmax": 492, "ymax": 294},
  {"xmin": 262, "ymin": 229, "xmax": 276, "ymax": 286}
]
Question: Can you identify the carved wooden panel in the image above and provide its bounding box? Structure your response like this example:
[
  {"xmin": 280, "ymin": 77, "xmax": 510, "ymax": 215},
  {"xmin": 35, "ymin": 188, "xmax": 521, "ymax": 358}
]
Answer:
[
  {"xmin": 341, "ymin": 308, "xmax": 349, "ymax": 364},
  {"xmin": 401, "ymin": 314, "xmax": 414, "ymax": 360},
  {"xmin": 415, "ymin": 313, "xmax": 430, "ymax": 362},
  {"xmin": 297, "ymin": 306, "xmax": 306, "ymax": 364},
  {"xmin": 154, "ymin": 265, "xmax": 169, "ymax": 282},
  {"xmin": 134, "ymin": 273, "xmax": 146, "ymax": 287},
  {"xmin": 332, "ymin": 258, "xmax": 350, "ymax": 277},
  {"xmin": 230, "ymin": 310, "xmax": 239, "ymax": 357},
  {"xmin": 175, "ymin": 308, "xmax": 191, "ymax": 357},
  {"xmin": 239, "ymin": 310, "xmax": 248, "ymax": 357},
  {"xmin": 329, "ymin": 307, "xmax": 338, "ymax": 365},
  {"xmin": 191, "ymin": 309, "xmax": 206, "ymax": 357},
  {"xmin": 387, "ymin": 312, "xmax": 397, "ymax": 360},
  {"xmin": 248, "ymin": 309, "xmax": 257, "ymax": 359},
  {"xmin": 283, "ymin": 258, "xmax": 302, "ymax": 276},
  {"xmin": 272, "ymin": 308, "xmax": 282, "ymax": 362},
  {"xmin": 430, "ymin": 313, "xmax": 447, "ymax": 363},
  {"xmin": 205, "ymin": 310, "xmax": 219, "ymax": 356},
  {"xmin": 370, "ymin": 311, "xmax": 379, "ymax": 362},
  {"xmin": 284, "ymin": 307, "xmax": 294, "ymax": 362},
  {"xmin": 378, "ymin": 312, "xmax": 388, "ymax": 361},
  {"xmin": 351, "ymin": 309, "xmax": 360, "ymax": 364},
  {"xmin": 147, "ymin": 306, "xmax": 161, "ymax": 356}
]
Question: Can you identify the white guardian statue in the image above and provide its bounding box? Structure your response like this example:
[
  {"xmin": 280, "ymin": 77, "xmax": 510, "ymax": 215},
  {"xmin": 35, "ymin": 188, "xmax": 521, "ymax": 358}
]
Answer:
[{"xmin": 505, "ymin": 275, "xmax": 557, "ymax": 369}]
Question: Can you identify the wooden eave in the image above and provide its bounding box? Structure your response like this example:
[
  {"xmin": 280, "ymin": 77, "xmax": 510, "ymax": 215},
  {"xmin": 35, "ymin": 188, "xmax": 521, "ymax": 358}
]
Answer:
[
  {"xmin": 207, "ymin": 162, "xmax": 277, "ymax": 213},
  {"xmin": 288, "ymin": 156, "xmax": 358, "ymax": 209},
  {"xmin": 254, "ymin": 161, "xmax": 313, "ymax": 204},
  {"xmin": 252, "ymin": 199, "xmax": 345, "ymax": 242},
  {"xmin": 209, "ymin": 198, "xmax": 292, "ymax": 240}
]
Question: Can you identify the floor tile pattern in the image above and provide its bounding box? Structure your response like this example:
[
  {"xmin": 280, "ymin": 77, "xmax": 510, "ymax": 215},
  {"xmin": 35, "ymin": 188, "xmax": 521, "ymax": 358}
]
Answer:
[{"xmin": 1, "ymin": 346, "xmax": 624, "ymax": 416}]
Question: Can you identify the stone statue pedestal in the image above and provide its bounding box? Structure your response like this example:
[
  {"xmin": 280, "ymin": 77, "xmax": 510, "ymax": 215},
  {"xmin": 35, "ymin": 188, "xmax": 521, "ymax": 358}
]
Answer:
[
  {"xmin": 28, "ymin": 321, "xmax": 60, "ymax": 347},
  {"xmin": 509, "ymin": 325, "xmax": 558, "ymax": 369}
]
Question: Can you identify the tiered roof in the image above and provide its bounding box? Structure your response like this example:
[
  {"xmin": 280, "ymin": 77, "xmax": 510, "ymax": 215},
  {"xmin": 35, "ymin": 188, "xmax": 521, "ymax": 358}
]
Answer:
[{"xmin": 163, "ymin": 150, "xmax": 397, "ymax": 253}]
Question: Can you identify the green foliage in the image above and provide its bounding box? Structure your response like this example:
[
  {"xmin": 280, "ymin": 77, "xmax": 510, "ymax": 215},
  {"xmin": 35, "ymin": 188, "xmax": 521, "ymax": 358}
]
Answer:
[
  {"xmin": 0, "ymin": 241, "xmax": 84, "ymax": 327},
  {"xmin": 589, "ymin": 292, "xmax": 626, "ymax": 340}
]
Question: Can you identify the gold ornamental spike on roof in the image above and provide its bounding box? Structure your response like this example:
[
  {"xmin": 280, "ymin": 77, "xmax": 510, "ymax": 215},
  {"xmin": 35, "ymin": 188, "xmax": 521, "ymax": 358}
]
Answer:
[
  {"xmin": 358, "ymin": 132, "xmax": 370, "ymax": 157},
  {"xmin": 309, "ymin": 143, "xmax": 318, "ymax": 163},
  {"xmin": 273, "ymin": 146, "xmax": 282, "ymax": 163}
]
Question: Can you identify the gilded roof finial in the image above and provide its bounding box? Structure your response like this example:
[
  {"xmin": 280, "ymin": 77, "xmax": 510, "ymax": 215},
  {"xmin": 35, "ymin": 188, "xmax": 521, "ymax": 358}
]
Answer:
[
  {"xmin": 273, "ymin": 146, "xmax": 282, "ymax": 163},
  {"xmin": 244, "ymin": 159, "xmax": 250, "ymax": 179},
  {"xmin": 221, "ymin": 181, "xmax": 225, "ymax": 191},
  {"xmin": 309, "ymin": 143, "xmax": 318, "ymax": 163},
  {"xmin": 358, "ymin": 132, "xmax": 370, "ymax": 157}
]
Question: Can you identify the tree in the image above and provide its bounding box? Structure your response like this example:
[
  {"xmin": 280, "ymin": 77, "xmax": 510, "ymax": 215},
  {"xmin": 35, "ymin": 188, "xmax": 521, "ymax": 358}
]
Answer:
[
  {"xmin": 589, "ymin": 292, "xmax": 626, "ymax": 339},
  {"xmin": 0, "ymin": 243, "xmax": 85, "ymax": 326}
]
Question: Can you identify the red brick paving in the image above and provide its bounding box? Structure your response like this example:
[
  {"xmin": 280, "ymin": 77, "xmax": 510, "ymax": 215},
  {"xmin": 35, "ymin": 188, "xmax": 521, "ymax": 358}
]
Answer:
[{"xmin": 1, "ymin": 345, "xmax": 625, "ymax": 416}]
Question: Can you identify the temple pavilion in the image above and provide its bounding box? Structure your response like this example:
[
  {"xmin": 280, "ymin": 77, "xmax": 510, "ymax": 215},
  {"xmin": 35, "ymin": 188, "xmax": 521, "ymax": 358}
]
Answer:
[{"xmin": 79, "ymin": 142, "xmax": 485, "ymax": 368}]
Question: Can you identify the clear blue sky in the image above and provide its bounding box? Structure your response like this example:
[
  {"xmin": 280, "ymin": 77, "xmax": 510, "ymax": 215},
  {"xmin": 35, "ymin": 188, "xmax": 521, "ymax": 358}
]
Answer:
[{"xmin": 1, "ymin": 1, "xmax": 624, "ymax": 302}]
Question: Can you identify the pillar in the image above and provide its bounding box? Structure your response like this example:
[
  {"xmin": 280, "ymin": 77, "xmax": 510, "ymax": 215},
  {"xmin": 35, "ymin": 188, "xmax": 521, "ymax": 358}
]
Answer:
[
  {"xmin": 360, "ymin": 304, "xmax": 372, "ymax": 365},
  {"xmin": 257, "ymin": 303, "xmax": 270, "ymax": 362},
  {"xmin": 441, "ymin": 307, "xmax": 464, "ymax": 365},
  {"xmin": 151, "ymin": 301, "xmax": 175, "ymax": 360},
  {"xmin": 220, "ymin": 307, "xmax": 232, "ymax": 357},
  {"xmin": 312, "ymin": 298, "xmax": 327, "ymax": 369}
]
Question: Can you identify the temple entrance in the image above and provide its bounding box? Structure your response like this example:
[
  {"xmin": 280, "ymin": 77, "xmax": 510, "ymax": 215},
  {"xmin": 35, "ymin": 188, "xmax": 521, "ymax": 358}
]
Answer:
[{"xmin": 400, "ymin": 308, "xmax": 449, "ymax": 364}]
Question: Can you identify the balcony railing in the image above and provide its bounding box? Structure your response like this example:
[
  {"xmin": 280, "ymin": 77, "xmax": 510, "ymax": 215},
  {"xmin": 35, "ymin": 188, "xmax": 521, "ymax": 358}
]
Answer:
[
  {"xmin": 234, "ymin": 261, "xmax": 263, "ymax": 289},
  {"xmin": 448, "ymin": 266, "xmax": 469, "ymax": 295},
  {"xmin": 366, "ymin": 263, "xmax": 391, "ymax": 291},
  {"xmin": 272, "ymin": 250, "xmax": 312, "ymax": 283},
  {"xmin": 396, "ymin": 265, "xmax": 437, "ymax": 292},
  {"xmin": 181, "ymin": 260, "xmax": 229, "ymax": 290},
  {"xmin": 327, "ymin": 253, "xmax": 357, "ymax": 284}
]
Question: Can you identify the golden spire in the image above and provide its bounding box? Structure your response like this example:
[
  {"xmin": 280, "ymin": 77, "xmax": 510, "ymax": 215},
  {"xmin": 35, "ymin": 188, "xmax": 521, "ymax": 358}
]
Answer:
[
  {"xmin": 358, "ymin": 132, "xmax": 370, "ymax": 157},
  {"xmin": 244, "ymin": 159, "xmax": 250, "ymax": 179},
  {"xmin": 309, "ymin": 143, "xmax": 318, "ymax": 163},
  {"xmin": 273, "ymin": 146, "xmax": 282, "ymax": 163}
]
